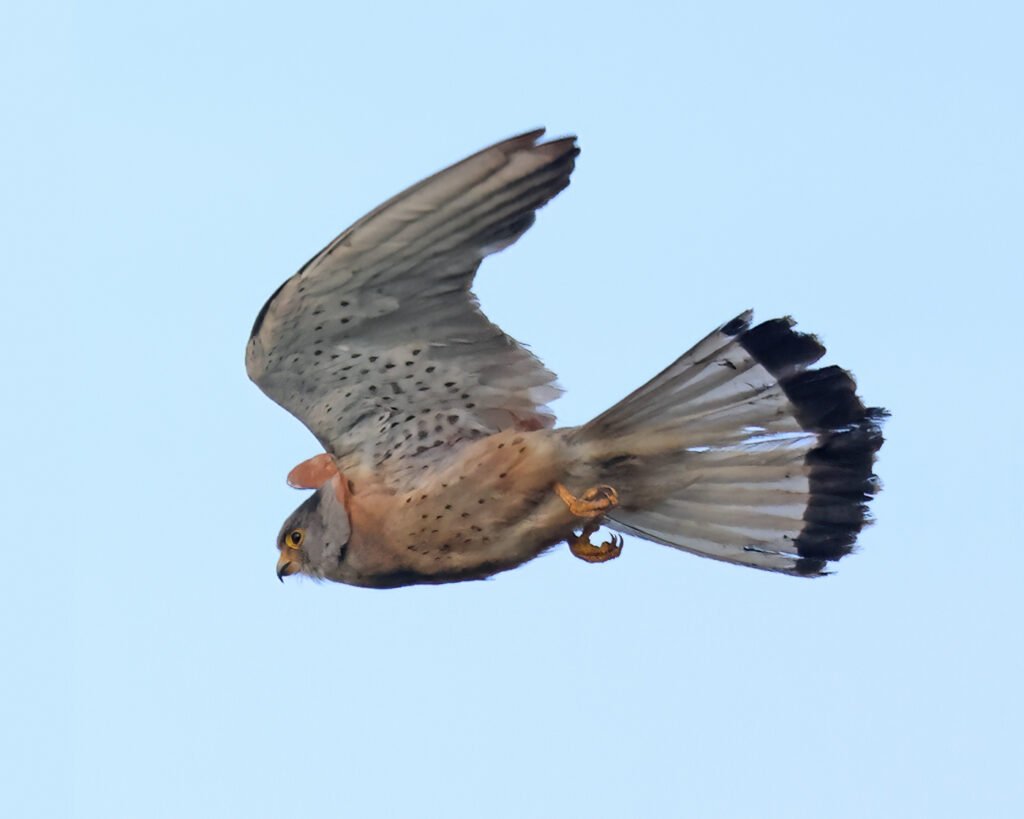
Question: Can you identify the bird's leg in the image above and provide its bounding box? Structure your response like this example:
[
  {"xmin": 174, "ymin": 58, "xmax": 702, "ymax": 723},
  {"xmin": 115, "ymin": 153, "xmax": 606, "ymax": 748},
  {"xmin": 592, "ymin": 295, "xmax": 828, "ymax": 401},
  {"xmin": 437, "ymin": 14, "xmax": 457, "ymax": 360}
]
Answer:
[
  {"xmin": 287, "ymin": 453, "xmax": 339, "ymax": 489},
  {"xmin": 567, "ymin": 519, "xmax": 624, "ymax": 563},
  {"xmin": 554, "ymin": 482, "xmax": 619, "ymax": 517},
  {"xmin": 555, "ymin": 482, "xmax": 623, "ymax": 563}
]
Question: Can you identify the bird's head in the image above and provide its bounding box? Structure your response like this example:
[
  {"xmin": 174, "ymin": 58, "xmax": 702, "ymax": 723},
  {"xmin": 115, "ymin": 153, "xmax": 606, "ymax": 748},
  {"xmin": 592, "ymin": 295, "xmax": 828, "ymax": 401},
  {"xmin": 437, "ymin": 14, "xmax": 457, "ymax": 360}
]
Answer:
[{"xmin": 275, "ymin": 485, "xmax": 351, "ymax": 582}]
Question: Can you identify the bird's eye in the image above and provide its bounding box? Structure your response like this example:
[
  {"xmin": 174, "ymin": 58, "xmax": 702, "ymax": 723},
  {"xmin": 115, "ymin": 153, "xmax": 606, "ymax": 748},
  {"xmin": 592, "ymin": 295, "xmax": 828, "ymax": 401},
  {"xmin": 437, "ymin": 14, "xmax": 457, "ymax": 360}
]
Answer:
[{"xmin": 287, "ymin": 529, "xmax": 305, "ymax": 549}]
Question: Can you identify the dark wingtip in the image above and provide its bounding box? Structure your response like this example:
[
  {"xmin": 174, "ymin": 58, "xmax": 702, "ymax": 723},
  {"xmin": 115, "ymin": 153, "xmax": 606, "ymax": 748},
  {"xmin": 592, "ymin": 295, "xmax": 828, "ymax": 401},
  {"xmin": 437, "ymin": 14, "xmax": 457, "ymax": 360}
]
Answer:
[{"xmin": 250, "ymin": 279, "xmax": 288, "ymax": 341}]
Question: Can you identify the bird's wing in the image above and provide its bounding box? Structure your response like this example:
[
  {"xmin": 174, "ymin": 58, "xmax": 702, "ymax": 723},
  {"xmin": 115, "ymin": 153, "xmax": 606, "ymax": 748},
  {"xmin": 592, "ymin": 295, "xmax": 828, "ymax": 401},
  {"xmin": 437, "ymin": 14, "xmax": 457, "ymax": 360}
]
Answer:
[{"xmin": 247, "ymin": 130, "xmax": 577, "ymax": 486}]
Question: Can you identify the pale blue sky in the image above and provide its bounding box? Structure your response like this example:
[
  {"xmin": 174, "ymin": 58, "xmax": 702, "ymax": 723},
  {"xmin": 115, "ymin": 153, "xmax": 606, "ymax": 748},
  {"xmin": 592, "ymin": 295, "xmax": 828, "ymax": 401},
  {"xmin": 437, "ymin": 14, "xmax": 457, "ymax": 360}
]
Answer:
[{"xmin": 4, "ymin": 2, "xmax": 1023, "ymax": 817}]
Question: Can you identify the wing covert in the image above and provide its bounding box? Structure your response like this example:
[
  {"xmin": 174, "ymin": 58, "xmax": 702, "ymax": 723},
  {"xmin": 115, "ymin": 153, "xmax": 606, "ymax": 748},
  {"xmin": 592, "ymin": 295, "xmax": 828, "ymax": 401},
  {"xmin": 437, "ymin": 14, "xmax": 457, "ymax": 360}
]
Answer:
[{"xmin": 247, "ymin": 130, "xmax": 578, "ymax": 486}]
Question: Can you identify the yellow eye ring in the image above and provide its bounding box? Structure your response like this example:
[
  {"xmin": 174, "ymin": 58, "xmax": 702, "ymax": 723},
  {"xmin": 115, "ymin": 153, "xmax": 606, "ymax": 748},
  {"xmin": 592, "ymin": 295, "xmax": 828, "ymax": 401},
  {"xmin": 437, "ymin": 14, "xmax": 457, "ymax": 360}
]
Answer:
[{"xmin": 286, "ymin": 529, "xmax": 305, "ymax": 549}]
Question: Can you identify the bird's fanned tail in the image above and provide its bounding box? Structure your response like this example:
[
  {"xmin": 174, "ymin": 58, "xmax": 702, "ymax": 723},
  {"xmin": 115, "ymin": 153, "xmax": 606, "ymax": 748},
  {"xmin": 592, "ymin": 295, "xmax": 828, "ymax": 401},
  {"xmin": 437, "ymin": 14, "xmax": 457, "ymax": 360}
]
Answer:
[{"xmin": 569, "ymin": 312, "xmax": 886, "ymax": 576}]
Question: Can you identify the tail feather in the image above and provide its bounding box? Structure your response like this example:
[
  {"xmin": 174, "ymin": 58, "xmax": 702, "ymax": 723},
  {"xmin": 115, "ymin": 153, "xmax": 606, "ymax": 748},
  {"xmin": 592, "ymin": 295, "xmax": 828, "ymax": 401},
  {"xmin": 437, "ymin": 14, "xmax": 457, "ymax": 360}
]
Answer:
[{"xmin": 570, "ymin": 312, "xmax": 886, "ymax": 577}]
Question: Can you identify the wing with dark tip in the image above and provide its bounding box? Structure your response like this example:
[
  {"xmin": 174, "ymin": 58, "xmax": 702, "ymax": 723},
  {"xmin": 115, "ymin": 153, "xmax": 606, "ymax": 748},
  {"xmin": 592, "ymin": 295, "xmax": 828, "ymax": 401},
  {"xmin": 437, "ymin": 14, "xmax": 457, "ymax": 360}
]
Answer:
[{"xmin": 247, "ymin": 130, "xmax": 578, "ymax": 486}]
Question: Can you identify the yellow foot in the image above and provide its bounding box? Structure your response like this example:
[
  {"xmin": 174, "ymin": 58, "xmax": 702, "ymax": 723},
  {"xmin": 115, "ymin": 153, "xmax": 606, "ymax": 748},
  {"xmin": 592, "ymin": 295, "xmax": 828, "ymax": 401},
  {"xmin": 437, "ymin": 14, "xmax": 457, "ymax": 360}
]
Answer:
[
  {"xmin": 568, "ymin": 521, "xmax": 623, "ymax": 564},
  {"xmin": 554, "ymin": 482, "xmax": 619, "ymax": 518}
]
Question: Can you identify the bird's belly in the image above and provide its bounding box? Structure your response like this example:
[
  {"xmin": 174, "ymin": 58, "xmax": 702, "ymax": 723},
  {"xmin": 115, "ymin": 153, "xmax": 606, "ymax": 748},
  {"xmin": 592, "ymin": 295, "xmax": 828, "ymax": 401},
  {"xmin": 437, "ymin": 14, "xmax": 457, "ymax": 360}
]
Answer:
[{"xmin": 348, "ymin": 428, "xmax": 578, "ymax": 584}]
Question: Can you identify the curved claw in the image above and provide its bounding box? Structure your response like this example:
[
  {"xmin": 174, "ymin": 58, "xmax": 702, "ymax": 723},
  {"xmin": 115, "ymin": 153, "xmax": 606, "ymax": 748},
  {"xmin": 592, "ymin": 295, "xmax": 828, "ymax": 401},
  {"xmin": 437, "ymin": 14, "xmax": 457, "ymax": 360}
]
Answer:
[
  {"xmin": 555, "ymin": 483, "xmax": 619, "ymax": 518},
  {"xmin": 567, "ymin": 525, "xmax": 624, "ymax": 564},
  {"xmin": 581, "ymin": 485, "xmax": 619, "ymax": 505}
]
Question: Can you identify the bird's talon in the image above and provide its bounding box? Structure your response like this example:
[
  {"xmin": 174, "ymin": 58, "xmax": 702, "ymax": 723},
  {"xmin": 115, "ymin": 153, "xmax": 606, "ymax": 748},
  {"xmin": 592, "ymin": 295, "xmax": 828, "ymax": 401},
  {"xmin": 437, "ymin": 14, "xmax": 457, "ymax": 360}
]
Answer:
[
  {"xmin": 554, "ymin": 482, "xmax": 619, "ymax": 517},
  {"xmin": 567, "ymin": 522, "xmax": 624, "ymax": 564}
]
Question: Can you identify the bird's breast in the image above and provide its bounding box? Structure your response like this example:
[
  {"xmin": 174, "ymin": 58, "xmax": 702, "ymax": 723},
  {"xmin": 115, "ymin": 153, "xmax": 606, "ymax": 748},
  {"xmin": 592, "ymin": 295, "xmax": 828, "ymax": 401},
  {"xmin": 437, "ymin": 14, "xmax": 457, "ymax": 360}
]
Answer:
[{"xmin": 343, "ymin": 428, "xmax": 578, "ymax": 583}]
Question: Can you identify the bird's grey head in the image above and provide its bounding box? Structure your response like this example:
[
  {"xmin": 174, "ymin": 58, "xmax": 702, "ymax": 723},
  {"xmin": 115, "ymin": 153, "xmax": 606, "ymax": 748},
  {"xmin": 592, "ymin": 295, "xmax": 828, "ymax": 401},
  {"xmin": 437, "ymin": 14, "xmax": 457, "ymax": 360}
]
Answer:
[{"xmin": 275, "ymin": 485, "xmax": 351, "ymax": 582}]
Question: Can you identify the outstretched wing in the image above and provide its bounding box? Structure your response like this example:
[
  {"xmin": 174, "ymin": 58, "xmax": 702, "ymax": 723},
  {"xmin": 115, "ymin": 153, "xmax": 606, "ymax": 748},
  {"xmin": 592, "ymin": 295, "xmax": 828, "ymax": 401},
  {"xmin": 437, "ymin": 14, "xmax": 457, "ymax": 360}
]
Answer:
[{"xmin": 247, "ymin": 130, "xmax": 578, "ymax": 486}]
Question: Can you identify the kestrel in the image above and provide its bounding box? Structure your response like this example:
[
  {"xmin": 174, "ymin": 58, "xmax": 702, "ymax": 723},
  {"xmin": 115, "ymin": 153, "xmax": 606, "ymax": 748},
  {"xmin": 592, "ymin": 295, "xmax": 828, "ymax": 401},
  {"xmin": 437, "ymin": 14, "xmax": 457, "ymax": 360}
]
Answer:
[{"xmin": 247, "ymin": 129, "xmax": 885, "ymax": 588}]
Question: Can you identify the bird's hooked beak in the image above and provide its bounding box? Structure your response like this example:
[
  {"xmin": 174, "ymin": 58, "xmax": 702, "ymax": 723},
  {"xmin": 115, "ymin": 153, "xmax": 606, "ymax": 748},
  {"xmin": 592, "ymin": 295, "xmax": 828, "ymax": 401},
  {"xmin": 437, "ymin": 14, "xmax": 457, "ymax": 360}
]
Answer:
[{"xmin": 276, "ymin": 551, "xmax": 298, "ymax": 582}]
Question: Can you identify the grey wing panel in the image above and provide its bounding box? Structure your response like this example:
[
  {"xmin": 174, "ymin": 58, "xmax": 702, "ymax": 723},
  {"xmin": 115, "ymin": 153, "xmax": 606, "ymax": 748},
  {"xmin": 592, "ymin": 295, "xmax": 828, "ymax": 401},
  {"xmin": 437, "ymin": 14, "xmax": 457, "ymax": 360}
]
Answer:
[{"xmin": 247, "ymin": 130, "xmax": 577, "ymax": 479}]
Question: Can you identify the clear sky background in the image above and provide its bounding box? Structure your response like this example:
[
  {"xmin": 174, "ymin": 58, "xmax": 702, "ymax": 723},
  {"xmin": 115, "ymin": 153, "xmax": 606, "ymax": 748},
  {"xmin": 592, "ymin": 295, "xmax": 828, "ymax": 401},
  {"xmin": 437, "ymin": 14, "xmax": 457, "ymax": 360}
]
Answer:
[{"xmin": 4, "ymin": 2, "xmax": 1022, "ymax": 817}]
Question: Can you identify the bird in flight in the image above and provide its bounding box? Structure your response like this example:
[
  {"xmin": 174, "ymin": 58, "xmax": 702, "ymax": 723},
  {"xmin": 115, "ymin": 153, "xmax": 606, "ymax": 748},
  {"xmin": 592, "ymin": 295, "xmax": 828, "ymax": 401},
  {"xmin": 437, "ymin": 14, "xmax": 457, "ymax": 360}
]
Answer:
[{"xmin": 247, "ymin": 129, "xmax": 886, "ymax": 588}]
